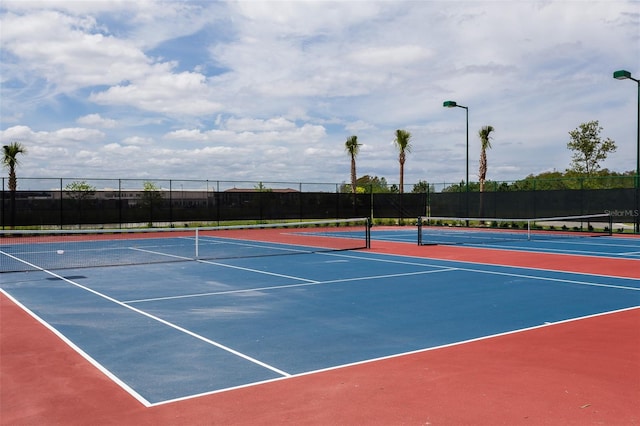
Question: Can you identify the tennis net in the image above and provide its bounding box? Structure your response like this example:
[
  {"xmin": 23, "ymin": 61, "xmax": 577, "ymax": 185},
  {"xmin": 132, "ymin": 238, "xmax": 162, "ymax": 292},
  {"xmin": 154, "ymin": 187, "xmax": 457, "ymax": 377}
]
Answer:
[
  {"xmin": 417, "ymin": 213, "xmax": 612, "ymax": 246},
  {"xmin": 1, "ymin": 218, "xmax": 371, "ymax": 273}
]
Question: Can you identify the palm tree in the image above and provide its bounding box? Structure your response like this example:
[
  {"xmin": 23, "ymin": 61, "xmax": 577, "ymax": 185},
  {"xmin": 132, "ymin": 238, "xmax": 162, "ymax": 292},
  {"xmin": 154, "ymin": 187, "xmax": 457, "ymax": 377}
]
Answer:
[
  {"xmin": 393, "ymin": 129, "xmax": 412, "ymax": 194},
  {"xmin": 2, "ymin": 142, "xmax": 27, "ymax": 228},
  {"xmin": 344, "ymin": 135, "xmax": 360, "ymax": 195},
  {"xmin": 478, "ymin": 126, "xmax": 494, "ymax": 192},
  {"xmin": 478, "ymin": 126, "xmax": 494, "ymax": 220}
]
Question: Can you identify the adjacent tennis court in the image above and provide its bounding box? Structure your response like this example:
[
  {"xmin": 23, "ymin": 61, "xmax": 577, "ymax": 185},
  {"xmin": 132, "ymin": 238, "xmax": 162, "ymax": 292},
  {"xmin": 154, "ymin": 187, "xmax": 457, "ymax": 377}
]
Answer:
[
  {"xmin": 2, "ymin": 220, "xmax": 639, "ymax": 424},
  {"xmin": 346, "ymin": 213, "xmax": 639, "ymax": 259}
]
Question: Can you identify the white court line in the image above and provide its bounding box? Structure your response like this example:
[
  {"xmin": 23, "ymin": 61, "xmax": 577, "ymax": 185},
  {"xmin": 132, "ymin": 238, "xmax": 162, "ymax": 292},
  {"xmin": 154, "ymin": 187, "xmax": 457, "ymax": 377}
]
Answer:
[
  {"xmin": 424, "ymin": 234, "xmax": 640, "ymax": 258},
  {"xmin": 125, "ymin": 268, "xmax": 457, "ymax": 304},
  {"xmin": 0, "ymin": 250, "xmax": 291, "ymax": 397},
  {"xmin": 321, "ymin": 251, "xmax": 640, "ymax": 292},
  {"xmin": 0, "ymin": 286, "xmax": 151, "ymax": 407},
  {"xmin": 130, "ymin": 246, "xmax": 194, "ymax": 260},
  {"xmin": 456, "ymin": 266, "xmax": 640, "ymax": 292},
  {"xmin": 530, "ymin": 238, "xmax": 640, "ymax": 249},
  {"xmin": 461, "ymin": 242, "xmax": 639, "ymax": 258},
  {"xmin": 149, "ymin": 305, "xmax": 640, "ymax": 407},
  {"xmin": 132, "ymin": 246, "xmax": 320, "ymax": 283},
  {"xmin": 131, "ymin": 243, "xmax": 639, "ymax": 306}
]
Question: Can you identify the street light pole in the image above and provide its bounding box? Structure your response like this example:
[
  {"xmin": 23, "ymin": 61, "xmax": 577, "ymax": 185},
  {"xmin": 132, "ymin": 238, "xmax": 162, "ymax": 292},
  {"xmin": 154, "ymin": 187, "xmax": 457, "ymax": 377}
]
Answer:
[
  {"xmin": 443, "ymin": 100, "xmax": 469, "ymax": 219},
  {"xmin": 614, "ymin": 70, "xmax": 640, "ymax": 233}
]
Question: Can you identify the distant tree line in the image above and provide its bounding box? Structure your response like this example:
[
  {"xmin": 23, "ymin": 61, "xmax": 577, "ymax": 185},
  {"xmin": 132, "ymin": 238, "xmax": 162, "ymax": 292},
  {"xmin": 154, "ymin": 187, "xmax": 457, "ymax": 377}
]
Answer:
[{"xmin": 441, "ymin": 169, "xmax": 635, "ymax": 192}]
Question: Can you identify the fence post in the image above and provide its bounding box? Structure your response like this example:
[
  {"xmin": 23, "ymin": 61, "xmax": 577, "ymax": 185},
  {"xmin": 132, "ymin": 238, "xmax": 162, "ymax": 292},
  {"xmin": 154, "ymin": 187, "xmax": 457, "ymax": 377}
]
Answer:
[
  {"xmin": 532, "ymin": 177, "xmax": 537, "ymax": 219},
  {"xmin": 60, "ymin": 178, "xmax": 63, "ymax": 229},
  {"xmin": 118, "ymin": 179, "xmax": 122, "ymax": 228},
  {"xmin": 370, "ymin": 191, "xmax": 374, "ymax": 222},
  {"xmin": 579, "ymin": 177, "xmax": 585, "ymax": 216},
  {"xmin": 169, "ymin": 180, "xmax": 173, "ymax": 226},
  {"xmin": 1, "ymin": 177, "xmax": 4, "ymax": 229}
]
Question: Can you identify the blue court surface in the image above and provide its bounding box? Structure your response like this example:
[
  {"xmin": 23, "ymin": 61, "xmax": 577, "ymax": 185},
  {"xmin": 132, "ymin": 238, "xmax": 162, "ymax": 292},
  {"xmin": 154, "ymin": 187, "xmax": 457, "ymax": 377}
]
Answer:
[
  {"xmin": 369, "ymin": 227, "xmax": 640, "ymax": 259},
  {"xmin": 2, "ymin": 245, "xmax": 639, "ymax": 407}
]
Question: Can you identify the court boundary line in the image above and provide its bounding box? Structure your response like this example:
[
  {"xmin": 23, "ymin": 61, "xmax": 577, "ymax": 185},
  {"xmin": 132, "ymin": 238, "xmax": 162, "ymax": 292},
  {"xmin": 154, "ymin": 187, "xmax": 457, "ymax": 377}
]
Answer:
[
  {"xmin": 123, "ymin": 248, "xmax": 637, "ymax": 306},
  {"xmin": 148, "ymin": 305, "xmax": 640, "ymax": 407},
  {"xmin": 0, "ymin": 249, "xmax": 293, "ymax": 402},
  {"xmin": 124, "ymin": 267, "xmax": 458, "ymax": 304},
  {"xmin": 457, "ymin": 266, "xmax": 640, "ymax": 291},
  {"xmin": 354, "ymin": 247, "xmax": 640, "ymax": 279},
  {"xmin": 0, "ymin": 287, "xmax": 151, "ymax": 406},
  {"xmin": 323, "ymin": 251, "xmax": 640, "ymax": 291},
  {"xmin": 110, "ymin": 249, "xmax": 639, "ymax": 305},
  {"xmin": 438, "ymin": 239, "xmax": 637, "ymax": 259},
  {"xmin": 454, "ymin": 241, "xmax": 640, "ymax": 258},
  {"xmin": 129, "ymin": 246, "xmax": 321, "ymax": 283}
]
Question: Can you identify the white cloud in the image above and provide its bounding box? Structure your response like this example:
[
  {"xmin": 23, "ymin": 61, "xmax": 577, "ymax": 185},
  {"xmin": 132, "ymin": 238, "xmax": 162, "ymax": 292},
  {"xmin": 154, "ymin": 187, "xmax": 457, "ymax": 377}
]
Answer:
[
  {"xmin": 77, "ymin": 114, "xmax": 117, "ymax": 128},
  {"xmin": 1, "ymin": 0, "xmax": 218, "ymax": 48},
  {"xmin": 230, "ymin": 0, "xmax": 385, "ymax": 37},
  {"xmin": 89, "ymin": 67, "xmax": 223, "ymax": 116},
  {"xmin": 164, "ymin": 119, "xmax": 326, "ymax": 147},
  {"xmin": 54, "ymin": 130, "xmax": 105, "ymax": 147},
  {"xmin": 121, "ymin": 136, "xmax": 153, "ymax": 146},
  {"xmin": 1, "ymin": 125, "xmax": 104, "ymax": 145},
  {"xmin": 224, "ymin": 117, "xmax": 296, "ymax": 132},
  {"xmin": 351, "ymin": 45, "xmax": 432, "ymax": 67},
  {"xmin": 1, "ymin": 10, "xmax": 150, "ymax": 92}
]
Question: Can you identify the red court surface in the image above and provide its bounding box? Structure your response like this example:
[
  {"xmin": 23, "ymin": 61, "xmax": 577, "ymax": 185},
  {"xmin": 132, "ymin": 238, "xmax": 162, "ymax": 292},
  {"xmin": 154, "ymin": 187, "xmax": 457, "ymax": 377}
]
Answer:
[{"xmin": 2, "ymin": 240, "xmax": 639, "ymax": 425}]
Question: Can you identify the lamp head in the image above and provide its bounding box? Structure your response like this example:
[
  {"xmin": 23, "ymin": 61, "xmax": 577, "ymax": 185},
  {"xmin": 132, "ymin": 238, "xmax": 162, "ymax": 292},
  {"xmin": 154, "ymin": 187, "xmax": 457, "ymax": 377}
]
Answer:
[
  {"xmin": 613, "ymin": 70, "xmax": 632, "ymax": 80},
  {"xmin": 443, "ymin": 100, "xmax": 458, "ymax": 108}
]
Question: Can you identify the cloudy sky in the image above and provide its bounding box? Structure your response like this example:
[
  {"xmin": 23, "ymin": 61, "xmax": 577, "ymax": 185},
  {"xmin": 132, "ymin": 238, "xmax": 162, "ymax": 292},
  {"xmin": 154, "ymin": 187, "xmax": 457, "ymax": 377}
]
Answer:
[{"xmin": 1, "ymin": 0, "xmax": 638, "ymax": 190}]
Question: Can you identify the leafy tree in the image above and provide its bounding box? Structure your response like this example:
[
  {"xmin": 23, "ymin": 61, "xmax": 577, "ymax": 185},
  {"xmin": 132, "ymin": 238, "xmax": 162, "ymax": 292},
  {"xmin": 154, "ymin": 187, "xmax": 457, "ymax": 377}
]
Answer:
[
  {"xmin": 507, "ymin": 169, "xmax": 635, "ymax": 191},
  {"xmin": 65, "ymin": 180, "xmax": 96, "ymax": 200},
  {"xmin": 142, "ymin": 181, "xmax": 163, "ymax": 226},
  {"xmin": 442, "ymin": 180, "xmax": 479, "ymax": 193},
  {"xmin": 63, "ymin": 181, "xmax": 96, "ymax": 227},
  {"xmin": 142, "ymin": 181, "xmax": 163, "ymax": 205},
  {"xmin": 478, "ymin": 125, "xmax": 494, "ymax": 192},
  {"xmin": 344, "ymin": 135, "xmax": 360, "ymax": 196},
  {"xmin": 495, "ymin": 182, "xmax": 511, "ymax": 192},
  {"xmin": 393, "ymin": 129, "xmax": 412, "ymax": 194},
  {"xmin": 2, "ymin": 142, "xmax": 27, "ymax": 228},
  {"xmin": 357, "ymin": 175, "xmax": 391, "ymax": 193},
  {"xmin": 412, "ymin": 180, "xmax": 431, "ymax": 193},
  {"xmin": 254, "ymin": 182, "xmax": 272, "ymax": 192},
  {"xmin": 567, "ymin": 120, "xmax": 616, "ymax": 176}
]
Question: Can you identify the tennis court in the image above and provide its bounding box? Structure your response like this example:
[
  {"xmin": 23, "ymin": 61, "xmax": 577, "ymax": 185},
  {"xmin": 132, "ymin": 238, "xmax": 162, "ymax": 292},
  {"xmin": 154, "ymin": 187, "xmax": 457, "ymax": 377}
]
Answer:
[
  {"xmin": 369, "ymin": 227, "xmax": 640, "ymax": 259},
  {"xmin": 340, "ymin": 213, "xmax": 637, "ymax": 259},
  {"xmin": 2, "ymin": 219, "xmax": 639, "ymax": 424}
]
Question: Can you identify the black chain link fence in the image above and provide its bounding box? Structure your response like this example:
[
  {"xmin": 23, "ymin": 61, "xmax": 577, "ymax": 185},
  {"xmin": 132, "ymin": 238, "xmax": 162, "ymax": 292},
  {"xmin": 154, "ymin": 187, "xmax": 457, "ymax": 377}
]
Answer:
[{"xmin": 1, "ymin": 177, "xmax": 638, "ymax": 231}]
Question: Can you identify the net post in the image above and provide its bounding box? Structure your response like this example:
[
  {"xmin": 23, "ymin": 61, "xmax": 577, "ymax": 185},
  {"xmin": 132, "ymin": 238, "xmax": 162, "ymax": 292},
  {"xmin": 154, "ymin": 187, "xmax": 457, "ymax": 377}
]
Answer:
[
  {"xmin": 608, "ymin": 213, "xmax": 613, "ymax": 236},
  {"xmin": 417, "ymin": 216, "xmax": 422, "ymax": 246},
  {"xmin": 527, "ymin": 219, "xmax": 532, "ymax": 241},
  {"xmin": 195, "ymin": 228, "xmax": 199, "ymax": 259},
  {"xmin": 366, "ymin": 217, "xmax": 372, "ymax": 249}
]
